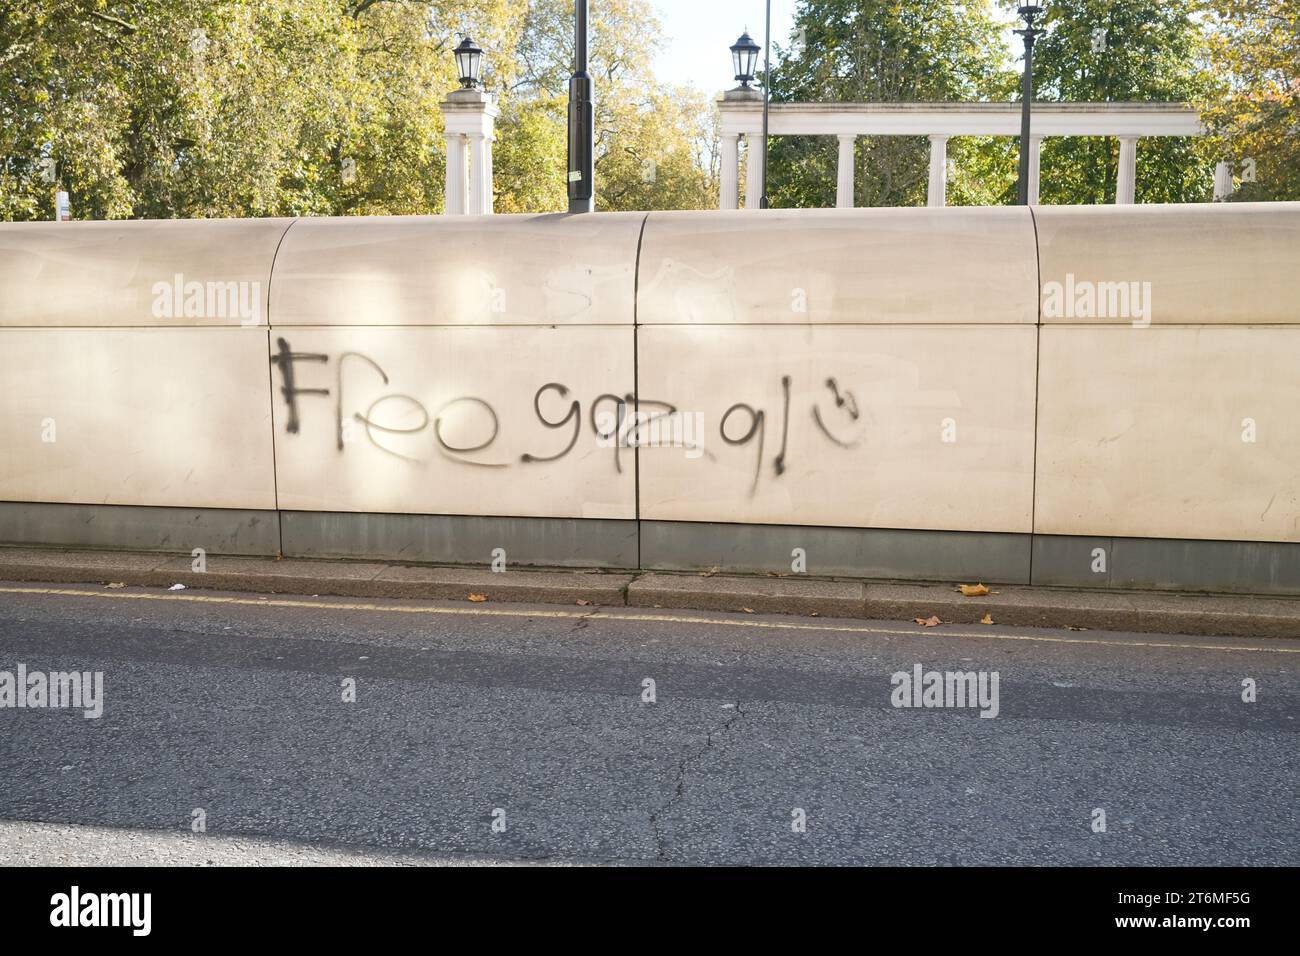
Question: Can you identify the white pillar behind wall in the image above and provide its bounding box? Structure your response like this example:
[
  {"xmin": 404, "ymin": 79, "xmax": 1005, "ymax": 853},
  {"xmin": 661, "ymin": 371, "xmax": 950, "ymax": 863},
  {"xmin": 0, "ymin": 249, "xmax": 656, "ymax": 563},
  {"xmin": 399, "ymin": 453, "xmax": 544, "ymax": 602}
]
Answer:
[
  {"xmin": 927, "ymin": 135, "xmax": 949, "ymax": 208},
  {"xmin": 1116, "ymin": 136, "xmax": 1138, "ymax": 204},
  {"xmin": 483, "ymin": 134, "xmax": 494, "ymax": 213},
  {"xmin": 1028, "ymin": 135, "xmax": 1043, "ymax": 205},
  {"xmin": 467, "ymin": 133, "xmax": 489, "ymax": 215},
  {"xmin": 444, "ymin": 134, "xmax": 466, "ymax": 215},
  {"xmin": 836, "ymin": 135, "xmax": 856, "ymax": 209},
  {"xmin": 440, "ymin": 88, "xmax": 497, "ymax": 216},
  {"xmin": 1213, "ymin": 160, "xmax": 1234, "ymax": 202},
  {"xmin": 720, "ymin": 134, "xmax": 740, "ymax": 210}
]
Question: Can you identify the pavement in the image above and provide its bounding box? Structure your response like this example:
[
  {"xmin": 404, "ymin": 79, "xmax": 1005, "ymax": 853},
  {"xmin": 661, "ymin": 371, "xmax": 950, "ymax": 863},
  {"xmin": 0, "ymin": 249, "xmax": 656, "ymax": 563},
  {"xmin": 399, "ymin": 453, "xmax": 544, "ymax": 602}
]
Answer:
[
  {"xmin": 2, "ymin": 545, "xmax": 1300, "ymax": 638},
  {"xmin": 0, "ymin": 580, "xmax": 1296, "ymax": 866}
]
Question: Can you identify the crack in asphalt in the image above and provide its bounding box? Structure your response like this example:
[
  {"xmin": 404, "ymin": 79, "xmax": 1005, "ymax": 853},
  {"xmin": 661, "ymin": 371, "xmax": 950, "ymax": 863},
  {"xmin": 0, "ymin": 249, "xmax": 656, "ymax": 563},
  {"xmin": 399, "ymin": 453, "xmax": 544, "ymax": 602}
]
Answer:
[{"xmin": 648, "ymin": 700, "xmax": 745, "ymax": 861}]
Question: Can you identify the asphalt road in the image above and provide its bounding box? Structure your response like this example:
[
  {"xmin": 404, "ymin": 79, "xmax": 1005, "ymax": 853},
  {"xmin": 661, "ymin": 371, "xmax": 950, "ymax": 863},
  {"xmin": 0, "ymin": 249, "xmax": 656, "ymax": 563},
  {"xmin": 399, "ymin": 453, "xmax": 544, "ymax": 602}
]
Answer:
[{"xmin": 0, "ymin": 581, "xmax": 1296, "ymax": 866}]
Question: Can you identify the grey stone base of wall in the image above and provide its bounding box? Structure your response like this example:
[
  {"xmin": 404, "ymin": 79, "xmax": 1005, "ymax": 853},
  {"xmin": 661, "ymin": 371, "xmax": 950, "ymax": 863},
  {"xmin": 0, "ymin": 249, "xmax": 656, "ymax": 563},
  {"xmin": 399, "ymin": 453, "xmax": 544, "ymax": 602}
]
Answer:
[
  {"xmin": 0, "ymin": 502, "xmax": 280, "ymax": 556},
  {"xmin": 639, "ymin": 521, "xmax": 1031, "ymax": 582},
  {"xmin": 279, "ymin": 511, "xmax": 639, "ymax": 570},
  {"xmin": 1031, "ymin": 534, "xmax": 1300, "ymax": 596},
  {"xmin": 2, "ymin": 502, "xmax": 1298, "ymax": 596}
]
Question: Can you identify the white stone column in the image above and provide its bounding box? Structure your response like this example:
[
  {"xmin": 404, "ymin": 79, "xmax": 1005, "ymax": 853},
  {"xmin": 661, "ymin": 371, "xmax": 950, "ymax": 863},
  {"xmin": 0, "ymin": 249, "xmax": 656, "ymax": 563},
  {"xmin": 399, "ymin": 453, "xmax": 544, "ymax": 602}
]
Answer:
[
  {"xmin": 1028, "ymin": 135, "xmax": 1044, "ymax": 205},
  {"xmin": 836, "ymin": 135, "xmax": 856, "ymax": 209},
  {"xmin": 467, "ymin": 133, "xmax": 489, "ymax": 215},
  {"xmin": 440, "ymin": 88, "xmax": 498, "ymax": 216},
  {"xmin": 483, "ymin": 134, "xmax": 495, "ymax": 214},
  {"xmin": 444, "ymin": 134, "xmax": 466, "ymax": 215},
  {"xmin": 720, "ymin": 134, "xmax": 740, "ymax": 210},
  {"xmin": 927, "ymin": 135, "xmax": 949, "ymax": 208},
  {"xmin": 1213, "ymin": 161, "xmax": 1233, "ymax": 202},
  {"xmin": 717, "ymin": 86, "xmax": 763, "ymax": 210},
  {"xmin": 1116, "ymin": 136, "xmax": 1138, "ymax": 205},
  {"xmin": 744, "ymin": 135, "xmax": 764, "ymax": 210}
]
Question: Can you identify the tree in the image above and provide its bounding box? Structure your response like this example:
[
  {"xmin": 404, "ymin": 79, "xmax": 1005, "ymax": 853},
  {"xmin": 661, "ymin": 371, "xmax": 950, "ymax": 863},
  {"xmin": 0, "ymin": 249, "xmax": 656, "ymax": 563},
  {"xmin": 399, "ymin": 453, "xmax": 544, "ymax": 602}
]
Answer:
[
  {"xmin": 765, "ymin": 0, "xmax": 1017, "ymax": 208},
  {"xmin": 0, "ymin": 0, "xmax": 494, "ymax": 219},
  {"xmin": 1199, "ymin": 0, "xmax": 1300, "ymax": 201},
  {"xmin": 1028, "ymin": 0, "xmax": 1211, "ymax": 205},
  {"xmin": 496, "ymin": 0, "xmax": 717, "ymax": 213},
  {"xmin": 0, "ymin": 0, "xmax": 717, "ymax": 219}
]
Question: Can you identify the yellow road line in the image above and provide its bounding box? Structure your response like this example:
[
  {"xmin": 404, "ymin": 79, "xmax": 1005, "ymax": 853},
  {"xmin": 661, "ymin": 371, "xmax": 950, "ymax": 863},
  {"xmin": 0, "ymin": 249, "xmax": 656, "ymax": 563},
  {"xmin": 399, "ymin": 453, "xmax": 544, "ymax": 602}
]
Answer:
[{"xmin": 1, "ymin": 585, "xmax": 1297, "ymax": 654}]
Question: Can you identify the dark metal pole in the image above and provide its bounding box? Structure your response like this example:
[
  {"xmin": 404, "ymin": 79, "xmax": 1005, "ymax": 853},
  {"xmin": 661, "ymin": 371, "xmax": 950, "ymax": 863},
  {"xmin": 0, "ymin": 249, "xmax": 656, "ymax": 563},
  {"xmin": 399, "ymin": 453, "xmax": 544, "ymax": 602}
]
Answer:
[
  {"xmin": 759, "ymin": 0, "xmax": 771, "ymax": 208},
  {"xmin": 1015, "ymin": 6, "xmax": 1044, "ymax": 206},
  {"xmin": 568, "ymin": 0, "xmax": 594, "ymax": 213}
]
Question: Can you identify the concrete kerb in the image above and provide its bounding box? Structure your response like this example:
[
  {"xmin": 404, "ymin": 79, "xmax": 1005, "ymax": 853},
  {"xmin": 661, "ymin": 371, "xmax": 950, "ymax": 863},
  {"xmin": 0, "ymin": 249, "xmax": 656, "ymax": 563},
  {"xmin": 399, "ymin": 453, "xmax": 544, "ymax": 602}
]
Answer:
[{"xmin": 1, "ymin": 546, "xmax": 1299, "ymax": 639}]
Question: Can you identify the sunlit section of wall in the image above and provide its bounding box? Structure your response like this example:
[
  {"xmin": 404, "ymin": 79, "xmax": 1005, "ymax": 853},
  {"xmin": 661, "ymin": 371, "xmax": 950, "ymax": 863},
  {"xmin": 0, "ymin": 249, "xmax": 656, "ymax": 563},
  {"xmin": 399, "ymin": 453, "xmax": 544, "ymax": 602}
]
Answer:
[
  {"xmin": 270, "ymin": 213, "xmax": 645, "ymax": 327},
  {"xmin": 0, "ymin": 219, "xmax": 291, "ymax": 328},
  {"xmin": 637, "ymin": 207, "xmax": 1038, "ymax": 325},
  {"xmin": 1035, "ymin": 203, "xmax": 1300, "ymax": 325},
  {"xmin": 0, "ymin": 328, "xmax": 276, "ymax": 509}
]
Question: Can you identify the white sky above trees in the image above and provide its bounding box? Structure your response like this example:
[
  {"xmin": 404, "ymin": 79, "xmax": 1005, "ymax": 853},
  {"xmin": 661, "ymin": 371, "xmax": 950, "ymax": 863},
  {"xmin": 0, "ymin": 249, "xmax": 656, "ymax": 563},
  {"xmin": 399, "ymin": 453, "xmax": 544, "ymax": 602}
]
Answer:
[{"xmin": 651, "ymin": 0, "xmax": 799, "ymax": 94}]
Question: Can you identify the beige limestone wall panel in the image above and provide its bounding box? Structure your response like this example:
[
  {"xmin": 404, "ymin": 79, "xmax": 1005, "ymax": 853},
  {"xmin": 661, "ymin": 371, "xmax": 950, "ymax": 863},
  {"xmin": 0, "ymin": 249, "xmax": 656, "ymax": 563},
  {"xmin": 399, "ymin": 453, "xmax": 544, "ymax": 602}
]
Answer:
[
  {"xmin": 270, "ymin": 326, "xmax": 635, "ymax": 519},
  {"xmin": 0, "ymin": 328, "xmax": 276, "ymax": 509},
  {"xmin": 0, "ymin": 219, "xmax": 292, "ymax": 327},
  {"xmin": 1035, "ymin": 202, "xmax": 1300, "ymax": 326},
  {"xmin": 1035, "ymin": 326, "xmax": 1300, "ymax": 542},
  {"xmin": 637, "ymin": 207, "xmax": 1039, "ymax": 326},
  {"xmin": 270, "ymin": 213, "xmax": 645, "ymax": 327},
  {"xmin": 636, "ymin": 324, "xmax": 1037, "ymax": 532}
]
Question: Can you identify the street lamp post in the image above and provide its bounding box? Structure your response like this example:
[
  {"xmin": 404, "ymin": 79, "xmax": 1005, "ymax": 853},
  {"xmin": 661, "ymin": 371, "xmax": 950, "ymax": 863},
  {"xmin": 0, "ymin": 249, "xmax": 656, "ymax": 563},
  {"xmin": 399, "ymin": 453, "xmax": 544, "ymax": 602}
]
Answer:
[
  {"xmin": 730, "ymin": 31, "xmax": 759, "ymax": 88},
  {"xmin": 1014, "ymin": 5, "xmax": 1045, "ymax": 205},
  {"xmin": 760, "ymin": 0, "xmax": 772, "ymax": 209},
  {"xmin": 453, "ymin": 37, "xmax": 483, "ymax": 89},
  {"xmin": 567, "ymin": 0, "xmax": 594, "ymax": 214}
]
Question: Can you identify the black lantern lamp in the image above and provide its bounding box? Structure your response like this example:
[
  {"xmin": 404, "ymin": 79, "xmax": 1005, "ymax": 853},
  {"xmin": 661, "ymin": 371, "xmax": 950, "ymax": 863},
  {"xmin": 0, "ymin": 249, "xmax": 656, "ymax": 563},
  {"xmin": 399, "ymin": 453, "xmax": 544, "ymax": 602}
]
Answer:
[
  {"xmin": 731, "ymin": 31, "xmax": 760, "ymax": 88},
  {"xmin": 454, "ymin": 37, "xmax": 484, "ymax": 89}
]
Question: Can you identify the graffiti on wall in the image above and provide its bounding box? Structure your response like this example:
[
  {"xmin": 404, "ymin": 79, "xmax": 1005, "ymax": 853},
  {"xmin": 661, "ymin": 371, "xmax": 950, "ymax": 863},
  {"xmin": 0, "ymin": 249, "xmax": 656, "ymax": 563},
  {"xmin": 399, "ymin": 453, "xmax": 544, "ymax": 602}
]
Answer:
[{"xmin": 270, "ymin": 337, "xmax": 865, "ymax": 495}]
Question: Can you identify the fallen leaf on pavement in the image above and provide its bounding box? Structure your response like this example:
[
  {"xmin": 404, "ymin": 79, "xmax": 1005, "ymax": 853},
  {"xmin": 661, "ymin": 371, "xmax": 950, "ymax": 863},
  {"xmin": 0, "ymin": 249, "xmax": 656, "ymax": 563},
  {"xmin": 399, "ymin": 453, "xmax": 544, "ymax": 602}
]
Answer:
[
  {"xmin": 980, "ymin": 613, "xmax": 995, "ymax": 625},
  {"xmin": 467, "ymin": 593, "xmax": 488, "ymax": 602},
  {"xmin": 915, "ymin": 615, "xmax": 943, "ymax": 627},
  {"xmin": 957, "ymin": 583, "xmax": 990, "ymax": 597}
]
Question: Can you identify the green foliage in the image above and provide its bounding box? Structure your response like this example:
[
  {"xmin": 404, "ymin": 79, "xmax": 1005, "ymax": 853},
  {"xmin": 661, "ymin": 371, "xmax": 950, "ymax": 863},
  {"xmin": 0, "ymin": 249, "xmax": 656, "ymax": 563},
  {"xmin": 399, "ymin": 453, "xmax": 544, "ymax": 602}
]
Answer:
[
  {"xmin": 1199, "ymin": 0, "xmax": 1300, "ymax": 201},
  {"xmin": 767, "ymin": 0, "xmax": 1017, "ymax": 208},
  {"xmin": 2, "ymin": 0, "xmax": 1296, "ymax": 218},
  {"xmin": 0, "ymin": 0, "xmax": 716, "ymax": 220},
  {"xmin": 1029, "ymin": 0, "xmax": 1210, "ymax": 203}
]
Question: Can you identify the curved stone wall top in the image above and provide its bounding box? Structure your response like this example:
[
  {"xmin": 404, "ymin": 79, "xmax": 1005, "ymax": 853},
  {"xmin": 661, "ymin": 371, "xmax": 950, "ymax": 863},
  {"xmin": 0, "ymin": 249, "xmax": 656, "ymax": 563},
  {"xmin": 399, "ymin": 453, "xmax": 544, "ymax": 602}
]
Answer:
[
  {"xmin": 269, "ymin": 212, "xmax": 644, "ymax": 326},
  {"xmin": 1034, "ymin": 202, "xmax": 1300, "ymax": 325},
  {"xmin": 0, "ymin": 218, "xmax": 292, "ymax": 327},
  {"xmin": 636, "ymin": 207, "xmax": 1038, "ymax": 325}
]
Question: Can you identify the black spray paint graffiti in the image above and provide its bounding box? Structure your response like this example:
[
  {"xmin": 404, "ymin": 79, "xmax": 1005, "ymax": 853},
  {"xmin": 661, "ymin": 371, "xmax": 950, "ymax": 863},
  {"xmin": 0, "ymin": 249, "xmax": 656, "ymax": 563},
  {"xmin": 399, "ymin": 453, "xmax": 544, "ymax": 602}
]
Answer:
[
  {"xmin": 720, "ymin": 376, "xmax": 863, "ymax": 493},
  {"xmin": 271, "ymin": 338, "xmax": 862, "ymax": 493}
]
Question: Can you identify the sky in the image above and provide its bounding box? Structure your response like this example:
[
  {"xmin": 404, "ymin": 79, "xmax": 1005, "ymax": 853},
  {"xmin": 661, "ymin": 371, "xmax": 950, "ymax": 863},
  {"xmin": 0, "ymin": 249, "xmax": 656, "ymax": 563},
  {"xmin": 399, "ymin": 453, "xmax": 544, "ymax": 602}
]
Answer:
[{"xmin": 650, "ymin": 0, "xmax": 800, "ymax": 95}]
